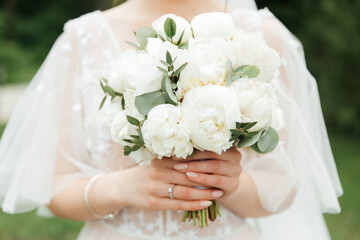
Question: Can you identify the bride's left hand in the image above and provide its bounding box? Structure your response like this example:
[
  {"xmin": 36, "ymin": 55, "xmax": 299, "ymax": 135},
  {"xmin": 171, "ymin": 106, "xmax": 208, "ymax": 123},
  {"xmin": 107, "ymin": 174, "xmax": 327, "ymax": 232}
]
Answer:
[{"xmin": 172, "ymin": 147, "xmax": 242, "ymax": 197}]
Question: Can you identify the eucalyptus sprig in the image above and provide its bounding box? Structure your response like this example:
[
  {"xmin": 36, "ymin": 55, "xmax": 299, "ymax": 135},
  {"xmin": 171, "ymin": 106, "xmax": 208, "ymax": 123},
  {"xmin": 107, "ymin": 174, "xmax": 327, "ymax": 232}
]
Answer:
[
  {"xmin": 98, "ymin": 78, "xmax": 125, "ymax": 110},
  {"xmin": 225, "ymin": 60, "xmax": 261, "ymax": 86},
  {"xmin": 122, "ymin": 115, "xmax": 145, "ymax": 156},
  {"xmin": 163, "ymin": 17, "xmax": 188, "ymax": 48},
  {"xmin": 134, "ymin": 51, "xmax": 188, "ymax": 116},
  {"xmin": 230, "ymin": 121, "xmax": 279, "ymax": 154}
]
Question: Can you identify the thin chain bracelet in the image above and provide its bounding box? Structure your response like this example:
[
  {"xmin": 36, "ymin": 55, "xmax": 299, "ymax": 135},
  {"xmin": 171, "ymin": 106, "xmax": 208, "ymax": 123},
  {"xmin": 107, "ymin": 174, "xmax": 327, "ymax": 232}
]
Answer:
[{"xmin": 84, "ymin": 174, "xmax": 119, "ymax": 220}]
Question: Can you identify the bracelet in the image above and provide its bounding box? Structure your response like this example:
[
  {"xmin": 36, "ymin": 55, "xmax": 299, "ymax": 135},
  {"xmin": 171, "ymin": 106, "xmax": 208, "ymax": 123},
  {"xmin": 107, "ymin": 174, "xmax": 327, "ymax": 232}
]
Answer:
[{"xmin": 84, "ymin": 174, "xmax": 119, "ymax": 220}]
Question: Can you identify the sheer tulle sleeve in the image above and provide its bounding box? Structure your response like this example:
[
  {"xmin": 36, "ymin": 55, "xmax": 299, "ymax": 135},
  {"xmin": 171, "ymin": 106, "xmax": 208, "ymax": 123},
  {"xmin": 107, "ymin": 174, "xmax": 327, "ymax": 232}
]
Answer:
[{"xmin": 0, "ymin": 20, "xmax": 93, "ymax": 215}]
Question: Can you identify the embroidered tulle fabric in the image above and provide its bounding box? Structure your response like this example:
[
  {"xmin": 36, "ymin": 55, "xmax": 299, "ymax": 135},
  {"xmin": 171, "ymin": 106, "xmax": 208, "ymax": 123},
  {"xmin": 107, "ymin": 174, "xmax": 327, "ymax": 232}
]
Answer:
[{"xmin": 0, "ymin": 7, "xmax": 341, "ymax": 240}]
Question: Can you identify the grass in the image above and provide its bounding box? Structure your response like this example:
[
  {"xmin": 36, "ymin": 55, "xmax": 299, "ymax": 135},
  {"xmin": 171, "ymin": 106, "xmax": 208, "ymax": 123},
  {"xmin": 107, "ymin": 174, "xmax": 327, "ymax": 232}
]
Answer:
[{"xmin": 0, "ymin": 123, "xmax": 359, "ymax": 239}]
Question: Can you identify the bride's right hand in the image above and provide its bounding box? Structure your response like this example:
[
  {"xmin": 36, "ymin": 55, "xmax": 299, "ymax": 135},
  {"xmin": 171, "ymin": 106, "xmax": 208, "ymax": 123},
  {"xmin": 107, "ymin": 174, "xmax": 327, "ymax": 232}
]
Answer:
[{"xmin": 97, "ymin": 157, "xmax": 224, "ymax": 213}]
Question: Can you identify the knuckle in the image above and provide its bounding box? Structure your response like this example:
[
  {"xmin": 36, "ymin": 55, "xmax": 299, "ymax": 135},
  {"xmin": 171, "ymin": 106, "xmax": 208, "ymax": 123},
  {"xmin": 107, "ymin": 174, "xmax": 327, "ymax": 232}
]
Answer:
[
  {"xmin": 145, "ymin": 182, "xmax": 157, "ymax": 194},
  {"xmin": 232, "ymin": 178, "xmax": 240, "ymax": 190},
  {"xmin": 148, "ymin": 196, "xmax": 158, "ymax": 208},
  {"xmin": 210, "ymin": 161, "xmax": 220, "ymax": 171},
  {"xmin": 211, "ymin": 176, "xmax": 222, "ymax": 186},
  {"xmin": 148, "ymin": 168, "xmax": 160, "ymax": 180}
]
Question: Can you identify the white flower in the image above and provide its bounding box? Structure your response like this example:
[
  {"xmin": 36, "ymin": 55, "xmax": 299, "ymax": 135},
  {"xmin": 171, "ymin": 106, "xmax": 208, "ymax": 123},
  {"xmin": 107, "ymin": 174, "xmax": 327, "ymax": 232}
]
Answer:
[
  {"xmin": 230, "ymin": 78, "xmax": 284, "ymax": 131},
  {"xmin": 191, "ymin": 12, "xmax": 235, "ymax": 40},
  {"xmin": 141, "ymin": 104, "xmax": 193, "ymax": 158},
  {"xmin": 123, "ymin": 89, "xmax": 144, "ymax": 119},
  {"xmin": 152, "ymin": 14, "xmax": 192, "ymax": 44},
  {"xmin": 129, "ymin": 148, "xmax": 156, "ymax": 166},
  {"xmin": 104, "ymin": 98, "xmax": 123, "ymax": 126},
  {"xmin": 181, "ymin": 85, "xmax": 240, "ymax": 154},
  {"xmin": 230, "ymin": 30, "xmax": 281, "ymax": 82},
  {"xmin": 110, "ymin": 110, "xmax": 138, "ymax": 146},
  {"xmin": 179, "ymin": 38, "xmax": 235, "ymax": 96},
  {"xmin": 108, "ymin": 64, "xmax": 126, "ymax": 94},
  {"xmin": 115, "ymin": 49, "xmax": 163, "ymax": 96}
]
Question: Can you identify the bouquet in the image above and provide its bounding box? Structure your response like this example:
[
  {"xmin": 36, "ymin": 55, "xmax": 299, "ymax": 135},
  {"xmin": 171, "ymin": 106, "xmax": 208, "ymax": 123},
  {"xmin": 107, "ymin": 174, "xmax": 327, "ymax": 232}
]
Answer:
[{"xmin": 99, "ymin": 12, "xmax": 284, "ymax": 227}]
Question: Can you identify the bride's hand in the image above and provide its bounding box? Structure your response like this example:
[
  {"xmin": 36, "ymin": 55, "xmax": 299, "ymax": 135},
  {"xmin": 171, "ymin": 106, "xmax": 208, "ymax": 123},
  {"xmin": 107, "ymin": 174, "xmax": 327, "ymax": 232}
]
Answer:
[
  {"xmin": 172, "ymin": 147, "xmax": 242, "ymax": 197},
  {"xmin": 107, "ymin": 157, "xmax": 224, "ymax": 212}
]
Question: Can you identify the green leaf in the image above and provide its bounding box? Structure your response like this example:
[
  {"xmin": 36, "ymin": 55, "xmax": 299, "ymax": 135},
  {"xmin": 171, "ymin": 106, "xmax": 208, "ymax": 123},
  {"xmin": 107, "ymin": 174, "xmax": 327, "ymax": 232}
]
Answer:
[
  {"xmin": 123, "ymin": 146, "xmax": 132, "ymax": 155},
  {"xmin": 123, "ymin": 139, "xmax": 133, "ymax": 144},
  {"xmin": 166, "ymin": 51, "xmax": 172, "ymax": 65},
  {"xmin": 130, "ymin": 135, "xmax": 140, "ymax": 139},
  {"xmin": 174, "ymin": 62, "xmax": 188, "ymax": 77},
  {"xmin": 99, "ymin": 96, "xmax": 106, "ymax": 110},
  {"xmin": 135, "ymin": 90, "xmax": 166, "ymax": 115},
  {"xmin": 230, "ymin": 129, "xmax": 243, "ymax": 135},
  {"xmin": 256, "ymin": 127, "xmax": 279, "ymax": 153},
  {"xmin": 157, "ymin": 66, "xmax": 169, "ymax": 75},
  {"xmin": 161, "ymin": 76, "xmax": 178, "ymax": 105},
  {"xmin": 138, "ymin": 128, "xmax": 144, "ymax": 145},
  {"xmin": 101, "ymin": 78, "xmax": 109, "ymax": 84},
  {"xmin": 125, "ymin": 40, "xmax": 138, "ymax": 48},
  {"xmin": 242, "ymin": 122, "xmax": 258, "ymax": 131},
  {"xmin": 242, "ymin": 65, "xmax": 260, "ymax": 78},
  {"xmin": 164, "ymin": 17, "xmax": 176, "ymax": 39},
  {"xmin": 127, "ymin": 115, "xmax": 140, "ymax": 126},
  {"xmin": 179, "ymin": 41, "xmax": 189, "ymax": 49},
  {"xmin": 176, "ymin": 30, "xmax": 185, "ymax": 45},
  {"xmin": 100, "ymin": 80, "xmax": 106, "ymax": 93},
  {"xmin": 250, "ymin": 143, "xmax": 262, "ymax": 153},
  {"xmin": 132, "ymin": 145, "xmax": 141, "ymax": 151},
  {"xmin": 225, "ymin": 60, "xmax": 233, "ymax": 86},
  {"xmin": 104, "ymin": 86, "xmax": 116, "ymax": 98},
  {"xmin": 121, "ymin": 97, "xmax": 125, "ymax": 110},
  {"xmin": 237, "ymin": 131, "xmax": 262, "ymax": 148},
  {"xmin": 170, "ymin": 82, "xmax": 177, "ymax": 90},
  {"xmin": 160, "ymin": 60, "xmax": 170, "ymax": 67},
  {"xmin": 136, "ymin": 27, "xmax": 157, "ymax": 46}
]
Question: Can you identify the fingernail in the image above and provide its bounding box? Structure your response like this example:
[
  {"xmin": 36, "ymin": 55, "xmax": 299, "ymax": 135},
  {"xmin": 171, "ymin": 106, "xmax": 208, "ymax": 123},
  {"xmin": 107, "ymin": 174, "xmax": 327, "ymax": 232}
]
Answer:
[
  {"xmin": 199, "ymin": 201, "xmax": 212, "ymax": 207},
  {"xmin": 212, "ymin": 191, "xmax": 224, "ymax": 198},
  {"xmin": 186, "ymin": 172, "xmax": 198, "ymax": 178},
  {"xmin": 174, "ymin": 163, "xmax": 188, "ymax": 170}
]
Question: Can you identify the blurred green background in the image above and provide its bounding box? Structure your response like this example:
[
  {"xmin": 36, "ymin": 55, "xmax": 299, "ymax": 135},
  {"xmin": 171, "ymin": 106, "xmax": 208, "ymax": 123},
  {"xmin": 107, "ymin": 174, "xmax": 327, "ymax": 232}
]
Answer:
[{"xmin": 0, "ymin": 0, "xmax": 359, "ymax": 239}]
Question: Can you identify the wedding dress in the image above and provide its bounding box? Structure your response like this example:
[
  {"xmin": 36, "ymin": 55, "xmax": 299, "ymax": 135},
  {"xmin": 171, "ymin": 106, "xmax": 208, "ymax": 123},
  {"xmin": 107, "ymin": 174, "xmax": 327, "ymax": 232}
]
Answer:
[{"xmin": 0, "ymin": 1, "xmax": 342, "ymax": 239}]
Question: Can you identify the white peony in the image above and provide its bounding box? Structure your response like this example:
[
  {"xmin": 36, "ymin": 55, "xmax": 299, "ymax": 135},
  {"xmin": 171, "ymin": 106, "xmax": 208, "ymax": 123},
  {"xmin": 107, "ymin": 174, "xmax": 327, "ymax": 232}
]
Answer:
[
  {"xmin": 110, "ymin": 110, "xmax": 138, "ymax": 146},
  {"xmin": 152, "ymin": 14, "xmax": 192, "ymax": 44},
  {"xmin": 179, "ymin": 37, "xmax": 235, "ymax": 96},
  {"xmin": 230, "ymin": 30, "xmax": 281, "ymax": 82},
  {"xmin": 181, "ymin": 85, "xmax": 240, "ymax": 154},
  {"xmin": 230, "ymin": 78, "xmax": 284, "ymax": 131},
  {"xmin": 129, "ymin": 148, "xmax": 156, "ymax": 166},
  {"xmin": 108, "ymin": 63, "xmax": 126, "ymax": 94},
  {"xmin": 141, "ymin": 104, "xmax": 193, "ymax": 158},
  {"xmin": 114, "ymin": 49, "xmax": 163, "ymax": 96},
  {"xmin": 104, "ymin": 98, "xmax": 123, "ymax": 126},
  {"xmin": 191, "ymin": 12, "xmax": 235, "ymax": 40}
]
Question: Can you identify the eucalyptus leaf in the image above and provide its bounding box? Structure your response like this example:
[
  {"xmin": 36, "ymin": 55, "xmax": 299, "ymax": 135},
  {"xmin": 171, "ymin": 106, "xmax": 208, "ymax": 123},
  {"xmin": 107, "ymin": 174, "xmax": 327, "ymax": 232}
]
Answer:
[
  {"xmin": 125, "ymin": 40, "xmax": 138, "ymax": 48},
  {"xmin": 242, "ymin": 65, "xmax": 260, "ymax": 78},
  {"xmin": 136, "ymin": 27, "xmax": 157, "ymax": 46},
  {"xmin": 250, "ymin": 143, "xmax": 262, "ymax": 153},
  {"xmin": 121, "ymin": 97, "xmax": 125, "ymax": 110},
  {"xmin": 160, "ymin": 60, "xmax": 170, "ymax": 67},
  {"xmin": 127, "ymin": 116, "xmax": 140, "ymax": 126},
  {"xmin": 176, "ymin": 30, "xmax": 185, "ymax": 45},
  {"xmin": 157, "ymin": 66, "xmax": 169, "ymax": 75},
  {"xmin": 164, "ymin": 17, "xmax": 176, "ymax": 39},
  {"xmin": 123, "ymin": 146, "xmax": 132, "ymax": 155},
  {"xmin": 230, "ymin": 129, "xmax": 243, "ymax": 135},
  {"xmin": 100, "ymin": 80, "xmax": 106, "ymax": 93},
  {"xmin": 123, "ymin": 139, "xmax": 133, "ymax": 144},
  {"xmin": 130, "ymin": 135, "xmax": 140, "ymax": 139},
  {"xmin": 135, "ymin": 90, "xmax": 166, "ymax": 115},
  {"xmin": 104, "ymin": 86, "xmax": 116, "ymax": 98},
  {"xmin": 225, "ymin": 59, "xmax": 233, "ymax": 86},
  {"xmin": 256, "ymin": 127, "xmax": 279, "ymax": 153},
  {"xmin": 179, "ymin": 41, "xmax": 188, "ymax": 49},
  {"xmin": 138, "ymin": 128, "xmax": 144, "ymax": 144},
  {"xmin": 99, "ymin": 96, "xmax": 106, "ymax": 110},
  {"xmin": 174, "ymin": 62, "xmax": 188, "ymax": 77},
  {"xmin": 161, "ymin": 76, "xmax": 178, "ymax": 105},
  {"xmin": 132, "ymin": 145, "xmax": 141, "ymax": 151},
  {"xmin": 166, "ymin": 51, "xmax": 172, "ymax": 65},
  {"xmin": 101, "ymin": 78, "xmax": 109, "ymax": 84},
  {"xmin": 237, "ymin": 131, "xmax": 262, "ymax": 148},
  {"xmin": 242, "ymin": 122, "xmax": 257, "ymax": 131}
]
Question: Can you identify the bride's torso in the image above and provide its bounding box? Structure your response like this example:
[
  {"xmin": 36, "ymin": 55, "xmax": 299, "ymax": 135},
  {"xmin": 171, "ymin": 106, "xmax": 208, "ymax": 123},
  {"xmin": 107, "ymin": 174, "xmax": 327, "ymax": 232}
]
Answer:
[{"xmin": 67, "ymin": 9, "xmax": 264, "ymax": 239}]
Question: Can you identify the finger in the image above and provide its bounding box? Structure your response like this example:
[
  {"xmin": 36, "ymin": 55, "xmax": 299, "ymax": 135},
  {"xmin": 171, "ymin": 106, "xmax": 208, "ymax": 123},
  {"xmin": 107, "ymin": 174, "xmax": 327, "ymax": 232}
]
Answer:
[
  {"xmin": 149, "ymin": 168, "xmax": 207, "ymax": 188},
  {"xmin": 185, "ymin": 172, "xmax": 238, "ymax": 192},
  {"xmin": 173, "ymin": 160, "xmax": 241, "ymax": 176},
  {"xmin": 147, "ymin": 182, "xmax": 224, "ymax": 200},
  {"xmin": 148, "ymin": 197, "xmax": 213, "ymax": 211},
  {"xmin": 172, "ymin": 148, "xmax": 241, "ymax": 163}
]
